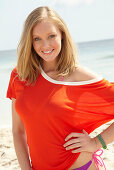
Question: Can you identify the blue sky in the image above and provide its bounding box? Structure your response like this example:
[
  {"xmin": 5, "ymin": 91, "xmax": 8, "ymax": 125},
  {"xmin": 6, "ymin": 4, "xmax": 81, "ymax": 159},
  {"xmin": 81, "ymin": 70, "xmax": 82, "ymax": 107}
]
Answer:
[{"xmin": 0, "ymin": 0, "xmax": 114, "ymax": 50}]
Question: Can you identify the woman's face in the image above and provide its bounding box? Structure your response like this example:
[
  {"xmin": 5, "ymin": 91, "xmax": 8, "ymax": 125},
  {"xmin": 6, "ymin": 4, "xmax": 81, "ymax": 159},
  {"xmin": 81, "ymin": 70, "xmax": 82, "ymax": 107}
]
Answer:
[{"xmin": 32, "ymin": 19, "xmax": 62, "ymax": 63}]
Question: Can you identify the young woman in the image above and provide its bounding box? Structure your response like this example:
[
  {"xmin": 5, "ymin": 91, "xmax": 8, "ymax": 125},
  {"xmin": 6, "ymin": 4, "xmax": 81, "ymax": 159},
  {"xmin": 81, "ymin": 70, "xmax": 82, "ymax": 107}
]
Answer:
[{"xmin": 6, "ymin": 6, "xmax": 114, "ymax": 170}]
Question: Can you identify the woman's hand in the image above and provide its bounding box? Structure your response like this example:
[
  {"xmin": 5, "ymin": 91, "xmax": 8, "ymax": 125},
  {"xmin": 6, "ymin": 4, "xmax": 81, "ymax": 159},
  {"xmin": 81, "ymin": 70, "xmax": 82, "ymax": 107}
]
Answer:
[{"xmin": 63, "ymin": 129, "xmax": 98, "ymax": 153}]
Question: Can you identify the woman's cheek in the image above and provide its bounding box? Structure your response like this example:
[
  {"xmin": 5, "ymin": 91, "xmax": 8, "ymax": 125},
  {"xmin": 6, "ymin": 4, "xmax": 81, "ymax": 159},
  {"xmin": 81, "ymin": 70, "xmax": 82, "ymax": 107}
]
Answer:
[
  {"xmin": 33, "ymin": 43, "xmax": 40, "ymax": 53},
  {"xmin": 53, "ymin": 39, "xmax": 61, "ymax": 49}
]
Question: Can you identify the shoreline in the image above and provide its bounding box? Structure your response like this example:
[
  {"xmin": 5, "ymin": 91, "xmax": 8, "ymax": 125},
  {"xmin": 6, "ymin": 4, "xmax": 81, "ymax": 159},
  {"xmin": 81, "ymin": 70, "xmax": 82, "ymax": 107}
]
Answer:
[{"xmin": 0, "ymin": 121, "xmax": 114, "ymax": 169}]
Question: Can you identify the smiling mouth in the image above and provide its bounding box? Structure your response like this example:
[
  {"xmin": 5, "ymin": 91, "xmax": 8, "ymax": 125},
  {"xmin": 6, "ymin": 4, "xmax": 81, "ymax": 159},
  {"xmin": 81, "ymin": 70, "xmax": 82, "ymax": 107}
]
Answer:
[{"xmin": 42, "ymin": 49, "xmax": 54, "ymax": 54}]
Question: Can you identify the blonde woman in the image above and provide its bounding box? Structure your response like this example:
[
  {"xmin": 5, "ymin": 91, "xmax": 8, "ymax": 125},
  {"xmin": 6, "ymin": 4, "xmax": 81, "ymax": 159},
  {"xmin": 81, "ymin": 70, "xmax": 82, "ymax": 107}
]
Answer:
[{"xmin": 6, "ymin": 6, "xmax": 114, "ymax": 170}]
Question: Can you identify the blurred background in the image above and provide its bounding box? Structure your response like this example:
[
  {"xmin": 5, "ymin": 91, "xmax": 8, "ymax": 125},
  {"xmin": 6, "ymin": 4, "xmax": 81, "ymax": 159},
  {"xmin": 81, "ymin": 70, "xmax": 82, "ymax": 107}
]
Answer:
[{"xmin": 0, "ymin": 0, "xmax": 114, "ymax": 127}]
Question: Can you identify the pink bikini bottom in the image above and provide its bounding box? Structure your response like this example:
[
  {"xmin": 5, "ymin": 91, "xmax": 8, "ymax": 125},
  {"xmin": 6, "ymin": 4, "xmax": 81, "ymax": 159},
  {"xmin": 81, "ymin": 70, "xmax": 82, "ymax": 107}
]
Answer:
[
  {"xmin": 73, "ymin": 149, "xmax": 106, "ymax": 170},
  {"xmin": 73, "ymin": 159, "xmax": 92, "ymax": 170}
]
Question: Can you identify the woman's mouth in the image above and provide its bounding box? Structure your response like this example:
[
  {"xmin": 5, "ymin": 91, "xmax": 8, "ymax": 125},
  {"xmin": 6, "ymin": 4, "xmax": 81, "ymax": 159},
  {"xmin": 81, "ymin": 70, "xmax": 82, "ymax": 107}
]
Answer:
[{"xmin": 42, "ymin": 49, "xmax": 54, "ymax": 55}]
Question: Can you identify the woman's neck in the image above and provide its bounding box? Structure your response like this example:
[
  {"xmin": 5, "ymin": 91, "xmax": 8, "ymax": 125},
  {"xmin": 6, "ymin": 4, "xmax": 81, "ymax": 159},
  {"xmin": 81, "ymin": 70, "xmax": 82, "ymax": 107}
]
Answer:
[{"xmin": 40, "ymin": 60, "xmax": 57, "ymax": 73}]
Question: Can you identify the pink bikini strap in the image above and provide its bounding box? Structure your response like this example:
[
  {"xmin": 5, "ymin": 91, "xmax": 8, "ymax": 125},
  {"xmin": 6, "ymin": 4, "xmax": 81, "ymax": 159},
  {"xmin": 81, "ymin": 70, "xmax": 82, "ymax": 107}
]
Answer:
[
  {"xmin": 61, "ymin": 75, "xmax": 64, "ymax": 81},
  {"xmin": 92, "ymin": 149, "xmax": 106, "ymax": 170}
]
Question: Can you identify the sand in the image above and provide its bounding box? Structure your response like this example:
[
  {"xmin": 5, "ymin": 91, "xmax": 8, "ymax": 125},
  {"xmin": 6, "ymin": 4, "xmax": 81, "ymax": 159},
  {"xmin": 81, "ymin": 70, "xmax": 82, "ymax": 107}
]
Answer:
[{"xmin": 0, "ymin": 120, "xmax": 114, "ymax": 170}]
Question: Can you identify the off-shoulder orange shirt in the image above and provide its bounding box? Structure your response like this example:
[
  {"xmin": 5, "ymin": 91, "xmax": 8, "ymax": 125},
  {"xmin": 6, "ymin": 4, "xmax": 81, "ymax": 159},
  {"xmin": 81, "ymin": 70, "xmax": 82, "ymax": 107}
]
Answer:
[{"xmin": 6, "ymin": 66, "xmax": 114, "ymax": 170}]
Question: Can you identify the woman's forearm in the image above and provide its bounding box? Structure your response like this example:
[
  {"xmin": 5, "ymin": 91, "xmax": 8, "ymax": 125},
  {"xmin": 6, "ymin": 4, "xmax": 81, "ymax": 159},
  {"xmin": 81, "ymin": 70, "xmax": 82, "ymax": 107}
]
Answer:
[
  {"xmin": 94, "ymin": 122, "xmax": 114, "ymax": 150},
  {"xmin": 13, "ymin": 132, "xmax": 32, "ymax": 170}
]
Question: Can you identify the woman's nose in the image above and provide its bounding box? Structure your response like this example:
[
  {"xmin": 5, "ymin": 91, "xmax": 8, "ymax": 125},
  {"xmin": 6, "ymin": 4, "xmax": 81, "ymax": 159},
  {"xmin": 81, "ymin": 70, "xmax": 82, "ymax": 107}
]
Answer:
[{"xmin": 42, "ymin": 40, "xmax": 50, "ymax": 48}]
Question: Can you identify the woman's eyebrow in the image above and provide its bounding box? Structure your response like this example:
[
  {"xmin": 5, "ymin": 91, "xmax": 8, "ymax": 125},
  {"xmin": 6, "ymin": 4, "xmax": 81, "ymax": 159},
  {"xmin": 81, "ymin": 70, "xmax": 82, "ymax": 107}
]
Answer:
[{"xmin": 33, "ymin": 32, "xmax": 56, "ymax": 37}]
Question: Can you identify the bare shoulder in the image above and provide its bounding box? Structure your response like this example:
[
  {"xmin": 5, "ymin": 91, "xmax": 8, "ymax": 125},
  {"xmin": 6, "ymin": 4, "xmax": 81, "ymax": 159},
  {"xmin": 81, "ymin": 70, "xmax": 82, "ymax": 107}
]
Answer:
[{"xmin": 72, "ymin": 65, "xmax": 100, "ymax": 82}]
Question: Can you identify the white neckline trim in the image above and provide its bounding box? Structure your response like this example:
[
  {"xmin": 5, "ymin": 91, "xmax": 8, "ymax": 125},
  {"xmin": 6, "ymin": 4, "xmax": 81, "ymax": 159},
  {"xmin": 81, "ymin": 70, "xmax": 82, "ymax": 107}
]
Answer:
[{"xmin": 39, "ymin": 64, "xmax": 103, "ymax": 86}]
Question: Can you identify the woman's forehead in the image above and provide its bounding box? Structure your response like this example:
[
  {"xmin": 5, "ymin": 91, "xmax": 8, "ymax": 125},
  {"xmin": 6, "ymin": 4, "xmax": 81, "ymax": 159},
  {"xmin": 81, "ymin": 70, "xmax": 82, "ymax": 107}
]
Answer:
[{"xmin": 32, "ymin": 19, "xmax": 60, "ymax": 36}]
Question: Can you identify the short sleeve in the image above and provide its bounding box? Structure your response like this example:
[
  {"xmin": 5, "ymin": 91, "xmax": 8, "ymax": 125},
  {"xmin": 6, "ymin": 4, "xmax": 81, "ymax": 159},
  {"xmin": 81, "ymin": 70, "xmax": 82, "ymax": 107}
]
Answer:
[
  {"xmin": 6, "ymin": 68, "xmax": 17, "ymax": 100},
  {"xmin": 73, "ymin": 78, "xmax": 114, "ymax": 134}
]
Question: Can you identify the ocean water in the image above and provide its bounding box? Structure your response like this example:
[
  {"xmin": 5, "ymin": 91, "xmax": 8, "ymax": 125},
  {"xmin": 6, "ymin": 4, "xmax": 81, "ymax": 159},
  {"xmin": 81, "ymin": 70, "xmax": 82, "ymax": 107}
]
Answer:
[{"xmin": 0, "ymin": 38, "xmax": 114, "ymax": 127}]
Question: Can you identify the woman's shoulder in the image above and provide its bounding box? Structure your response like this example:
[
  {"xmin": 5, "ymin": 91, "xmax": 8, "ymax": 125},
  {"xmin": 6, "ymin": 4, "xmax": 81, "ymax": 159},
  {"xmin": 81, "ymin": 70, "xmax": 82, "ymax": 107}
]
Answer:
[
  {"xmin": 10, "ymin": 67, "xmax": 25, "ymax": 85},
  {"xmin": 11, "ymin": 67, "xmax": 17, "ymax": 76},
  {"xmin": 72, "ymin": 65, "xmax": 100, "ymax": 82}
]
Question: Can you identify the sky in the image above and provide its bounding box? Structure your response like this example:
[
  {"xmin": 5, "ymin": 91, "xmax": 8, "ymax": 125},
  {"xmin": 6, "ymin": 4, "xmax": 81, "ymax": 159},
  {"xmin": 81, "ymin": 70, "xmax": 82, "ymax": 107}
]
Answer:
[{"xmin": 0, "ymin": 0, "xmax": 114, "ymax": 51}]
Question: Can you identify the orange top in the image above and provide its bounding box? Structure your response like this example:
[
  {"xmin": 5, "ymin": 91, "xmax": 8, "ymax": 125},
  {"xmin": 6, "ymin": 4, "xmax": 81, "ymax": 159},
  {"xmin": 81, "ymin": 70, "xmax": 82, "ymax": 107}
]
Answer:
[{"xmin": 6, "ymin": 66, "xmax": 114, "ymax": 170}]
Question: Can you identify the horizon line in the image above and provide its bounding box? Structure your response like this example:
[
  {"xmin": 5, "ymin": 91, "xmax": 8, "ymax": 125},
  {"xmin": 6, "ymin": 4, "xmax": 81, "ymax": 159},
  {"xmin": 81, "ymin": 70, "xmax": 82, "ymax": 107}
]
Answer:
[{"xmin": 0, "ymin": 37, "xmax": 114, "ymax": 52}]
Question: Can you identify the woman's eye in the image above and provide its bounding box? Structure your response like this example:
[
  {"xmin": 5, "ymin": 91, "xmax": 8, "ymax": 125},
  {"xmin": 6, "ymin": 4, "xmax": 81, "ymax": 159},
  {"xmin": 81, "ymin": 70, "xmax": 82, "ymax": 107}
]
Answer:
[
  {"xmin": 49, "ymin": 35, "xmax": 56, "ymax": 39},
  {"xmin": 34, "ymin": 37, "xmax": 41, "ymax": 41}
]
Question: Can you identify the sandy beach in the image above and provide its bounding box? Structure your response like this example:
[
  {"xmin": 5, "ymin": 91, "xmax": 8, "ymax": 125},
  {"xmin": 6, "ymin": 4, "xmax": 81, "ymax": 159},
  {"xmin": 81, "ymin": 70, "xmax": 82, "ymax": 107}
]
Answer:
[{"xmin": 0, "ymin": 121, "xmax": 114, "ymax": 170}]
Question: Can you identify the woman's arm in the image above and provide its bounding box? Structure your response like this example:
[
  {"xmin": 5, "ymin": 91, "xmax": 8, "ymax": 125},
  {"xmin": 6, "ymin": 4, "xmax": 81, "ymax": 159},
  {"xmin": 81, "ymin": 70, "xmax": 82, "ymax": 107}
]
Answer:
[
  {"xmin": 12, "ymin": 98, "xmax": 32, "ymax": 170},
  {"xmin": 94, "ymin": 122, "xmax": 114, "ymax": 150},
  {"xmin": 63, "ymin": 122, "xmax": 114, "ymax": 153}
]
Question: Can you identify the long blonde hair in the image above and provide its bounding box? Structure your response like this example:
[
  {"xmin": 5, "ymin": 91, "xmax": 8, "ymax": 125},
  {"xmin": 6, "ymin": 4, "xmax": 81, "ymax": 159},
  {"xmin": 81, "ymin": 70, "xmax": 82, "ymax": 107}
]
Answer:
[{"xmin": 17, "ymin": 6, "xmax": 78, "ymax": 85}]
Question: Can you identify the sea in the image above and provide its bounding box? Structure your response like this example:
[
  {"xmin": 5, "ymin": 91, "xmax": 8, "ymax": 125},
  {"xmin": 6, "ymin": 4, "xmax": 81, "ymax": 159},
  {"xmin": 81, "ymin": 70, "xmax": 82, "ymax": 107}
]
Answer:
[{"xmin": 0, "ymin": 38, "xmax": 114, "ymax": 128}]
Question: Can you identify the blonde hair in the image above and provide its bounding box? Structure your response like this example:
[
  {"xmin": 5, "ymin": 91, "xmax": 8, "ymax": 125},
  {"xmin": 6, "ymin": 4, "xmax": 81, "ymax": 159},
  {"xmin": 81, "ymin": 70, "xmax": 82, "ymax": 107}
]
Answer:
[{"xmin": 17, "ymin": 6, "xmax": 78, "ymax": 85}]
